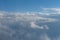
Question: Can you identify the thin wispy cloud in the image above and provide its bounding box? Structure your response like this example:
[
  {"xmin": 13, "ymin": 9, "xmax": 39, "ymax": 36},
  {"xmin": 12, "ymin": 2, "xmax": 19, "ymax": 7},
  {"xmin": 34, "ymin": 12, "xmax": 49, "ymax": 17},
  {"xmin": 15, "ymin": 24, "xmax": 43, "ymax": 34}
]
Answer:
[{"xmin": 42, "ymin": 8, "xmax": 60, "ymax": 15}]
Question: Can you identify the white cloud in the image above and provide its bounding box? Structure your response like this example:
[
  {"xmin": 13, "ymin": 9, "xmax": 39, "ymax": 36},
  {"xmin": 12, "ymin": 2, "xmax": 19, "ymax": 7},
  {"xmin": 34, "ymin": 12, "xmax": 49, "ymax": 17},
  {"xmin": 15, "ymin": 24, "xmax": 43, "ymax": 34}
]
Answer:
[
  {"xmin": 30, "ymin": 22, "xmax": 49, "ymax": 29},
  {"xmin": 0, "ymin": 11, "xmax": 58, "ymax": 22},
  {"xmin": 0, "ymin": 11, "xmax": 58, "ymax": 30},
  {"xmin": 30, "ymin": 22, "xmax": 44, "ymax": 29},
  {"xmin": 14, "ymin": 13, "xmax": 57, "ymax": 22},
  {"xmin": 0, "ymin": 11, "xmax": 58, "ymax": 23},
  {"xmin": 42, "ymin": 8, "xmax": 60, "ymax": 15},
  {"xmin": 0, "ymin": 11, "xmax": 59, "ymax": 40}
]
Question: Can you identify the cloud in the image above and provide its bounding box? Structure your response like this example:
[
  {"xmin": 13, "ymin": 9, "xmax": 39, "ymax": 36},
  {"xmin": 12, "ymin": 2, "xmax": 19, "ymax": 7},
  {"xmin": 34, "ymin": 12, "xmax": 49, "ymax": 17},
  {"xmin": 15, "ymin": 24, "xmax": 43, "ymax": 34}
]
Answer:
[
  {"xmin": 56, "ymin": 36, "xmax": 60, "ymax": 40},
  {"xmin": 0, "ymin": 11, "xmax": 58, "ymax": 29},
  {"xmin": 40, "ymin": 34, "xmax": 51, "ymax": 40},
  {"xmin": 14, "ymin": 13, "xmax": 57, "ymax": 22},
  {"xmin": 0, "ymin": 11, "xmax": 59, "ymax": 40},
  {"xmin": 30, "ymin": 22, "xmax": 49, "ymax": 29},
  {"xmin": 30, "ymin": 22, "xmax": 44, "ymax": 29},
  {"xmin": 0, "ymin": 11, "xmax": 58, "ymax": 25},
  {"xmin": 42, "ymin": 8, "xmax": 60, "ymax": 15}
]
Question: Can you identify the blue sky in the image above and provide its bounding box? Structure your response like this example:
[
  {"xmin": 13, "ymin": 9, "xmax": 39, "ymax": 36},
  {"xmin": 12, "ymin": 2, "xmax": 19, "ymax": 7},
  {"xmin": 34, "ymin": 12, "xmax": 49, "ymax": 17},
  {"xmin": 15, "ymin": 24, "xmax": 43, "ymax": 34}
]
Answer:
[{"xmin": 0, "ymin": 0, "xmax": 60, "ymax": 12}]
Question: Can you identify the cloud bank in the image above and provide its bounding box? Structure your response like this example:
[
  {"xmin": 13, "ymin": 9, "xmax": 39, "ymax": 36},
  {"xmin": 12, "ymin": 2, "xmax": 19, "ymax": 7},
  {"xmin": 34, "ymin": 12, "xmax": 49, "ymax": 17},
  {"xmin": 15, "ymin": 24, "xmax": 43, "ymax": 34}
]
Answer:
[{"xmin": 0, "ymin": 11, "xmax": 59, "ymax": 40}]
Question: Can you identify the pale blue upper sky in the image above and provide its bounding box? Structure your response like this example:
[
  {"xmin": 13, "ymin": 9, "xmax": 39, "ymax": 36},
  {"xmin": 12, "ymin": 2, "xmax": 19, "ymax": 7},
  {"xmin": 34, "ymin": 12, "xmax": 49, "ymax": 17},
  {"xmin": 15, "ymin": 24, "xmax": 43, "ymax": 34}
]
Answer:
[{"xmin": 0, "ymin": 0, "xmax": 60, "ymax": 12}]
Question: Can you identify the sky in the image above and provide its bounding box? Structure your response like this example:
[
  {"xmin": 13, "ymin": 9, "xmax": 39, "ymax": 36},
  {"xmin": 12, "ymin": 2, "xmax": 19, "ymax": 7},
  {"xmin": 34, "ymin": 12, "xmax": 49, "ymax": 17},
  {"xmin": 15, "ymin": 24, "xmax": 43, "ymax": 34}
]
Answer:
[
  {"xmin": 0, "ymin": 0, "xmax": 60, "ymax": 40},
  {"xmin": 0, "ymin": 0, "xmax": 60, "ymax": 12}
]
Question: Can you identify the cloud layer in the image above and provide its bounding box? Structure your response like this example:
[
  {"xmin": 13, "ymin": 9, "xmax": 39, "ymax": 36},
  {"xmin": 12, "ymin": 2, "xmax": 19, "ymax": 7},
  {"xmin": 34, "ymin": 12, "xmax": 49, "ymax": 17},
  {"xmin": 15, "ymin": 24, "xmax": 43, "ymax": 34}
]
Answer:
[{"xmin": 0, "ymin": 11, "xmax": 60, "ymax": 40}]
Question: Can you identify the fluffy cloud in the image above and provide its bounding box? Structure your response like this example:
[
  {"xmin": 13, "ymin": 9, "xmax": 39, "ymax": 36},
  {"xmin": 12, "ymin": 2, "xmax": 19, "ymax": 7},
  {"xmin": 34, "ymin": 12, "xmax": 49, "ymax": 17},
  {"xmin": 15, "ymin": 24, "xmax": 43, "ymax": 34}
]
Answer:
[
  {"xmin": 0, "ymin": 11, "xmax": 59, "ymax": 40},
  {"xmin": 15, "ymin": 13, "xmax": 57, "ymax": 22},
  {"xmin": 0, "ymin": 11, "xmax": 57, "ymax": 22}
]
